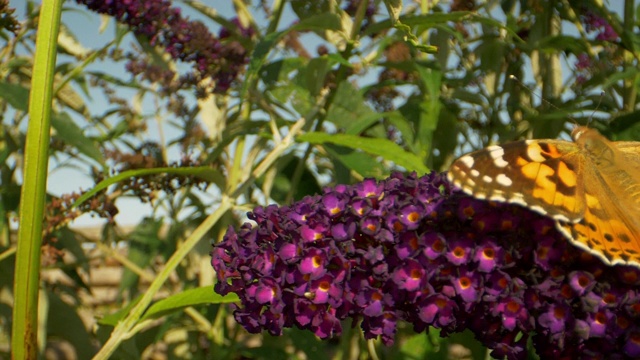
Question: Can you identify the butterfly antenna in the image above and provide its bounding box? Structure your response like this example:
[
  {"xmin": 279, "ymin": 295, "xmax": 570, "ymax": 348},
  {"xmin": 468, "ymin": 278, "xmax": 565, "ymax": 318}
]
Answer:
[
  {"xmin": 509, "ymin": 75, "xmax": 579, "ymax": 127},
  {"xmin": 588, "ymin": 91, "xmax": 605, "ymax": 127}
]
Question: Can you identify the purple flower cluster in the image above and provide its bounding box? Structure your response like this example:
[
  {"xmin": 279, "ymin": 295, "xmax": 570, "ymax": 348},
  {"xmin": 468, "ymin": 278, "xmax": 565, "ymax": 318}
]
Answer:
[
  {"xmin": 211, "ymin": 172, "xmax": 640, "ymax": 359},
  {"xmin": 77, "ymin": 0, "xmax": 252, "ymax": 93},
  {"xmin": 581, "ymin": 10, "xmax": 618, "ymax": 42},
  {"xmin": 574, "ymin": 53, "xmax": 596, "ymax": 86},
  {"xmin": 573, "ymin": 9, "xmax": 619, "ymax": 86}
]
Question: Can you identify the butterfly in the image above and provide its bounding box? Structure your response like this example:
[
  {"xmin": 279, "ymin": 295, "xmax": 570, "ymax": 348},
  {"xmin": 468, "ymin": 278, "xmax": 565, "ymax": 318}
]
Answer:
[{"xmin": 447, "ymin": 126, "xmax": 640, "ymax": 269}]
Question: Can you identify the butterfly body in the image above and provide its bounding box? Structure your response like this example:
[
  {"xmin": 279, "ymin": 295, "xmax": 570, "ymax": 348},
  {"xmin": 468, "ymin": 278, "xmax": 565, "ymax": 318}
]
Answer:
[{"xmin": 447, "ymin": 126, "xmax": 640, "ymax": 268}]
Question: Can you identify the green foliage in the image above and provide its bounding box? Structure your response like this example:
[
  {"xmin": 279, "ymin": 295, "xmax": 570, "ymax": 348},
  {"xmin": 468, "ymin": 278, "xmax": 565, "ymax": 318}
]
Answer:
[{"xmin": 0, "ymin": 0, "xmax": 638, "ymax": 359}]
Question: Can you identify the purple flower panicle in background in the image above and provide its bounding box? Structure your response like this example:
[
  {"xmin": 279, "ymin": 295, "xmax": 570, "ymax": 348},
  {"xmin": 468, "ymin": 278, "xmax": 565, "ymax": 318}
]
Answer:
[
  {"xmin": 77, "ymin": 0, "xmax": 252, "ymax": 93},
  {"xmin": 211, "ymin": 172, "xmax": 640, "ymax": 359},
  {"xmin": 581, "ymin": 10, "xmax": 619, "ymax": 42},
  {"xmin": 574, "ymin": 9, "xmax": 619, "ymax": 86}
]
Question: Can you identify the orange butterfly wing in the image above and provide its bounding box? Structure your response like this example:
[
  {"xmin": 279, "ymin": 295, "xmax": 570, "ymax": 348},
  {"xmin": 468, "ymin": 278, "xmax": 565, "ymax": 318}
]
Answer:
[{"xmin": 447, "ymin": 127, "xmax": 640, "ymax": 268}]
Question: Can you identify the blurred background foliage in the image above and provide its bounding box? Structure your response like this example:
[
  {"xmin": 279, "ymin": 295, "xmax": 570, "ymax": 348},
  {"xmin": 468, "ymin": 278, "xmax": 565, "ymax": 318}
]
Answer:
[{"xmin": 0, "ymin": 0, "xmax": 638, "ymax": 358}]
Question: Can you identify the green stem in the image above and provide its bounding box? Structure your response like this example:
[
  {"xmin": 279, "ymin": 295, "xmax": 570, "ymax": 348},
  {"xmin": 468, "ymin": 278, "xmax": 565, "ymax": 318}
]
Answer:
[
  {"xmin": 266, "ymin": 0, "xmax": 285, "ymax": 34},
  {"xmin": 11, "ymin": 0, "xmax": 63, "ymax": 358},
  {"xmin": 92, "ymin": 196, "xmax": 234, "ymax": 360},
  {"xmin": 92, "ymin": 119, "xmax": 307, "ymax": 359}
]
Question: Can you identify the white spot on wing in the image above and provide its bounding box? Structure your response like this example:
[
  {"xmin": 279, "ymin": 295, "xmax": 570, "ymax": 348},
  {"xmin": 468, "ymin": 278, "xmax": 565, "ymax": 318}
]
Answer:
[
  {"xmin": 459, "ymin": 155, "xmax": 474, "ymax": 168},
  {"xmin": 509, "ymin": 198, "xmax": 527, "ymax": 207},
  {"xmin": 552, "ymin": 214, "xmax": 571, "ymax": 222},
  {"xmin": 470, "ymin": 169, "xmax": 480, "ymax": 177},
  {"xmin": 528, "ymin": 205, "xmax": 547, "ymax": 215},
  {"xmin": 496, "ymin": 174, "xmax": 512, "ymax": 186},
  {"xmin": 482, "ymin": 175, "xmax": 492, "ymax": 183},
  {"xmin": 487, "ymin": 146, "xmax": 509, "ymax": 168},
  {"xmin": 526, "ymin": 143, "xmax": 546, "ymax": 162},
  {"xmin": 462, "ymin": 179, "xmax": 476, "ymax": 187}
]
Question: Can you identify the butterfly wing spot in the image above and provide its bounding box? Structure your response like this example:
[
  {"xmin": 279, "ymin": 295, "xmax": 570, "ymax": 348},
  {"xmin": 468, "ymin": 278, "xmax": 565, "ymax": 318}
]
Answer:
[
  {"xmin": 559, "ymin": 205, "xmax": 640, "ymax": 267},
  {"xmin": 449, "ymin": 128, "xmax": 640, "ymax": 269},
  {"xmin": 495, "ymin": 174, "xmax": 512, "ymax": 186},
  {"xmin": 458, "ymin": 155, "xmax": 475, "ymax": 168},
  {"xmin": 449, "ymin": 141, "xmax": 584, "ymax": 220},
  {"xmin": 521, "ymin": 143, "xmax": 579, "ymax": 214},
  {"xmin": 557, "ymin": 161, "xmax": 577, "ymax": 188},
  {"xmin": 559, "ymin": 220, "xmax": 614, "ymax": 264},
  {"xmin": 486, "ymin": 146, "xmax": 509, "ymax": 168},
  {"xmin": 523, "ymin": 163, "xmax": 560, "ymax": 206},
  {"xmin": 525, "ymin": 141, "xmax": 563, "ymax": 162},
  {"xmin": 618, "ymin": 233, "xmax": 632, "ymax": 244},
  {"xmin": 550, "ymin": 212, "xmax": 571, "ymax": 223},
  {"xmin": 529, "ymin": 204, "xmax": 549, "ymax": 216},
  {"xmin": 585, "ymin": 193, "xmax": 602, "ymax": 211},
  {"xmin": 525, "ymin": 142, "xmax": 549, "ymax": 162},
  {"xmin": 604, "ymin": 233, "xmax": 614, "ymax": 243}
]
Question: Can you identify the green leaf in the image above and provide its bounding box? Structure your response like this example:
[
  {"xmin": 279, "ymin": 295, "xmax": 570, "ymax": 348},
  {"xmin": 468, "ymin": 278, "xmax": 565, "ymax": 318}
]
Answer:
[
  {"xmin": 451, "ymin": 88, "xmax": 487, "ymax": 107},
  {"xmin": 365, "ymin": 12, "xmax": 471, "ymax": 37},
  {"xmin": 271, "ymin": 82, "xmax": 314, "ymax": 115},
  {"xmin": 400, "ymin": 332, "xmax": 440, "ymax": 359},
  {"xmin": 383, "ymin": 0, "xmax": 403, "ymax": 25},
  {"xmin": 97, "ymin": 298, "xmax": 140, "ymax": 327},
  {"xmin": 0, "ymin": 81, "xmax": 29, "ymax": 111},
  {"xmin": 431, "ymin": 109, "xmax": 459, "ymax": 171},
  {"xmin": 602, "ymin": 67, "xmax": 640, "ymax": 89},
  {"xmin": 325, "ymin": 82, "xmax": 377, "ymax": 133},
  {"xmin": 298, "ymin": 132, "xmax": 429, "ymax": 173},
  {"xmin": 443, "ymin": 330, "xmax": 493, "ymax": 360},
  {"xmin": 537, "ymin": 35, "xmax": 589, "ymax": 54},
  {"xmin": 243, "ymin": 30, "xmax": 286, "ymax": 99},
  {"xmin": 47, "ymin": 291, "xmax": 96, "ymax": 359},
  {"xmin": 119, "ymin": 218, "xmax": 164, "ymax": 297},
  {"xmin": 342, "ymin": 111, "xmax": 398, "ymax": 135},
  {"xmin": 98, "ymin": 288, "xmax": 238, "ymax": 326},
  {"xmin": 71, "ymin": 166, "xmax": 223, "ymax": 209},
  {"xmin": 290, "ymin": 0, "xmax": 331, "ymax": 20},
  {"xmin": 324, "ymin": 143, "xmax": 387, "ymax": 178},
  {"xmin": 416, "ymin": 67, "xmax": 441, "ymax": 132},
  {"xmin": 609, "ymin": 110, "xmax": 640, "ymax": 141},
  {"xmin": 242, "ymin": 13, "xmax": 342, "ymax": 99},
  {"xmin": 54, "ymin": 227, "xmax": 90, "ymax": 280},
  {"xmin": 414, "ymin": 67, "xmax": 442, "ymax": 160},
  {"xmin": 261, "ymin": 58, "xmax": 307, "ymax": 87},
  {"xmin": 141, "ymin": 286, "xmax": 238, "ymax": 321},
  {"xmin": 305, "ymin": 57, "xmax": 330, "ymax": 96},
  {"xmin": 51, "ymin": 112, "xmax": 105, "ymax": 165},
  {"xmin": 260, "ymin": 155, "xmax": 322, "ymax": 201},
  {"xmin": 366, "ymin": 12, "xmax": 520, "ymax": 40},
  {"xmin": 292, "ymin": 12, "xmax": 342, "ymax": 32}
]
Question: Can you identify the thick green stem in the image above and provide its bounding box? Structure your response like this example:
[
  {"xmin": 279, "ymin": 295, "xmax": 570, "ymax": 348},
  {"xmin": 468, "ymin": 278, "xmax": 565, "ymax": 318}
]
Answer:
[{"xmin": 11, "ymin": 0, "xmax": 63, "ymax": 358}]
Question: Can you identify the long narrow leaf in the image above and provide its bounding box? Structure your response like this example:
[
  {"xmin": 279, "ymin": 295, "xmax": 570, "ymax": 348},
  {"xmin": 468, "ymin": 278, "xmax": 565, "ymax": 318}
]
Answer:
[
  {"xmin": 298, "ymin": 132, "xmax": 430, "ymax": 174},
  {"xmin": 72, "ymin": 166, "xmax": 223, "ymax": 208},
  {"xmin": 11, "ymin": 0, "xmax": 64, "ymax": 358}
]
